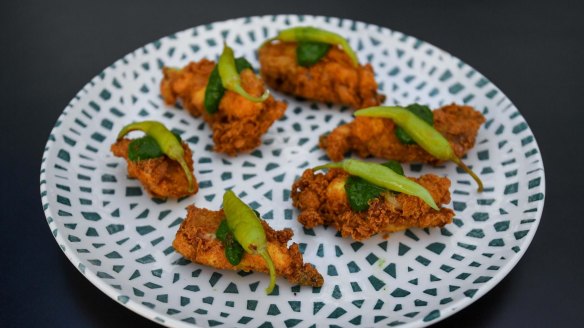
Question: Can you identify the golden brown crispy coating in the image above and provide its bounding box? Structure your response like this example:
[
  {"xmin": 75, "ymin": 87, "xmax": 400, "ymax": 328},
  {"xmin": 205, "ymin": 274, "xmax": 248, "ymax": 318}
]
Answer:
[
  {"xmin": 173, "ymin": 205, "xmax": 324, "ymax": 287},
  {"xmin": 291, "ymin": 168, "xmax": 454, "ymax": 240},
  {"xmin": 111, "ymin": 139, "xmax": 198, "ymax": 198},
  {"xmin": 320, "ymin": 104, "xmax": 486, "ymax": 163},
  {"xmin": 160, "ymin": 60, "xmax": 287, "ymax": 155},
  {"xmin": 258, "ymin": 42, "xmax": 385, "ymax": 109}
]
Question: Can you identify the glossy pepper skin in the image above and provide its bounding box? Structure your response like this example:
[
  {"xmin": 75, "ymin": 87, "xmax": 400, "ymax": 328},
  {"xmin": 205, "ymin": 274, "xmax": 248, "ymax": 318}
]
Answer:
[
  {"xmin": 314, "ymin": 159, "xmax": 439, "ymax": 210},
  {"xmin": 266, "ymin": 26, "xmax": 359, "ymax": 67},
  {"xmin": 222, "ymin": 190, "xmax": 277, "ymax": 294},
  {"xmin": 204, "ymin": 56, "xmax": 256, "ymax": 115},
  {"xmin": 355, "ymin": 106, "xmax": 484, "ymax": 192},
  {"xmin": 218, "ymin": 44, "xmax": 269, "ymax": 102},
  {"xmin": 117, "ymin": 120, "xmax": 195, "ymax": 193}
]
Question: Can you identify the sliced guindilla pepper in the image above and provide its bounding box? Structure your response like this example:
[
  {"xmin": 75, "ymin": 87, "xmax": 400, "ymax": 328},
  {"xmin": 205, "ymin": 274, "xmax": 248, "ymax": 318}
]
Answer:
[
  {"xmin": 264, "ymin": 26, "xmax": 359, "ymax": 67},
  {"xmin": 314, "ymin": 159, "xmax": 439, "ymax": 210},
  {"xmin": 222, "ymin": 190, "xmax": 276, "ymax": 294},
  {"xmin": 204, "ymin": 56, "xmax": 257, "ymax": 114},
  {"xmin": 355, "ymin": 106, "xmax": 484, "ymax": 192},
  {"xmin": 395, "ymin": 104, "xmax": 434, "ymax": 144},
  {"xmin": 218, "ymin": 44, "xmax": 269, "ymax": 102},
  {"xmin": 117, "ymin": 120, "xmax": 195, "ymax": 193}
]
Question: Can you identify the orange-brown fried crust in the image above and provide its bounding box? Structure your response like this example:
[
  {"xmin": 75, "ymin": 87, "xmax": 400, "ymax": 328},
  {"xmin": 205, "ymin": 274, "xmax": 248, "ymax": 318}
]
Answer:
[
  {"xmin": 320, "ymin": 104, "xmax": 486, "ymax": 163},
  {"xmin": 160, "ymin": 60, "xmax": 287, "ymax": 155},
  {"xmin": 111, "ymin": 139, "xmax": 198, "ymax": 198},
  {"xmin": 258, "ymin": 42, "xmax": 385, "ymax": 109},
  {"xmin": 173, "ymin": 205, "xmax": 324, "ymax": 287},
  {"xmin": 291, "ymin": 168, "xmax": 454, "ymax": 240}
]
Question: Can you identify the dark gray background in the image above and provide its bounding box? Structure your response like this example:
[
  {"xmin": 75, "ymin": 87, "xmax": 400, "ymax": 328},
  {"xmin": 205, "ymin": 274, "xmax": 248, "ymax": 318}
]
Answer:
[{"xmin": 2, "ymin": 0, "xmax": 583, "ymax": 327}]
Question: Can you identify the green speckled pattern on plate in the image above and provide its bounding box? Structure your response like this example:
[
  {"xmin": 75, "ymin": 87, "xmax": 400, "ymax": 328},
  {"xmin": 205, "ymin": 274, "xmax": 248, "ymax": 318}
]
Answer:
[{"xmin": 40, "ymin": 15, "xmax": 545, "ymax": 327}]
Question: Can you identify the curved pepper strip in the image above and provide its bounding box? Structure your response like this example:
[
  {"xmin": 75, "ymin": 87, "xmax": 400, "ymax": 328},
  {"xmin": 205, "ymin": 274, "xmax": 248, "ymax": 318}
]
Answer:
[
  {"xmin": 265, "ymin": 26, "xmax": 359, "ymax": 67},
  {"xmin": 314, "ymin": 159, "xmax": 439, "ymax": 210},
  {"xmin": 355, "ymin": 106, "xmax": 484, "ymax": 192},
  {"xmin": 218, "ymin": 44, "xmax": 269, "ymax": 102},
  {"xmin": 117, "ymin": 120, "xmax": 195, "ymax": 193},
  {"xmin": 222, "ymin": 190, "xmax": 276, "ymax": 294}
]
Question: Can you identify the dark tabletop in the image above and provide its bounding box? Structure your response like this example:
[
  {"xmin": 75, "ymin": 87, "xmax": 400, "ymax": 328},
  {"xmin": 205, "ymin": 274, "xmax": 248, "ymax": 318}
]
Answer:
[{"xmin": 2, "ymin": 0, "xmax": 583, "ymax": 327}]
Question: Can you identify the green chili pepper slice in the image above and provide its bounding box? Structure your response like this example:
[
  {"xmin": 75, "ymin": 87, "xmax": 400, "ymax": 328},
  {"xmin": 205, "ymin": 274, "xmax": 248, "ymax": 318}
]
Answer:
[
  {"xmin": 314, "ymin": 159, "xmax": 439, "ymax": 210},
  {"xmin": 345, "ymin": 160, "xmax": 405, "ymax": 212},
  {"xmin": 395, "ymin": 104, "xmax": 434, "ymax": 144},
  {"xmin": 117, "ymin": 120, "xmax": 195, "ymax": 193},
  {"xmin": 218, "ymin": 44, "xmax": 269, "ymax": 103},
  {"xmin": 355, "ymin": 106, "xmax": 484, "ymax": 192},
  {"xmin": 171, "ymin": 54, "xmax": 258, "ymax": 114},
  {"xmin": 222, "ymin": 190, "xmax": 276, "ymax": 294},
  {"xmin": 296, "ymin": 41, "xmax": 331, "ymax": 67},
  {"xmin": 266, "ymin": 26, "xmax": 359, "ymax": 67},
  {"xmin": 204, "ymin": 56, "xmax": 256, "ymax": 114}
]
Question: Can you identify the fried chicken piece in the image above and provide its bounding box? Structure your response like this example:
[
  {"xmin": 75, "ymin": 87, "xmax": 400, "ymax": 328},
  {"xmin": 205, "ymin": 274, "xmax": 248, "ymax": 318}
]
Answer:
[
  {"xmin": 111, "ymin": 139, "xmax": 198, "ymax": 198},
  {"xmin": 173, "ymin": 205, "xmax": 324, "ymax": 287},
  {"xmin": 320, "ymin": 103, "xmax": 486, "ymax": 163},
  {"xmin": 258, "ymin": 42, "xmax": 385, "ymax": 109},
  {"xmin": 291, "ymin": 168, "xmax": 454, "ymax": 240},
  {"xmin": 160, "ymin": 60, "xmax": 287, "ymax": 155}
]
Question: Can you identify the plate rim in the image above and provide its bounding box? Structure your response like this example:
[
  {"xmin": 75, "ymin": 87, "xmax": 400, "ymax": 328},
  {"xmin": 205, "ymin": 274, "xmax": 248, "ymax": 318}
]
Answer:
[{"xmin": 39, "ymin": 14, "xmax": 546, "ymax": 328}]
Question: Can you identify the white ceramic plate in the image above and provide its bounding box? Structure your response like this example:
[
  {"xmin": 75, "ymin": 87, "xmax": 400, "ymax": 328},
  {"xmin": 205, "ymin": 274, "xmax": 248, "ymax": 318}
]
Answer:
[{"xmin": 40, "ymin": 15, "xmax": 545, "ymax": 327}]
